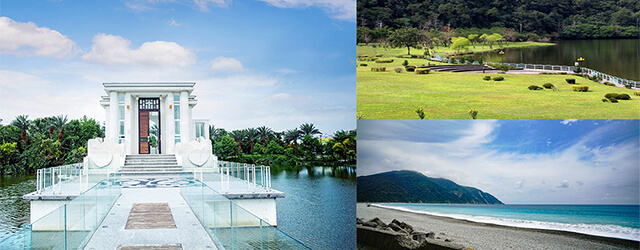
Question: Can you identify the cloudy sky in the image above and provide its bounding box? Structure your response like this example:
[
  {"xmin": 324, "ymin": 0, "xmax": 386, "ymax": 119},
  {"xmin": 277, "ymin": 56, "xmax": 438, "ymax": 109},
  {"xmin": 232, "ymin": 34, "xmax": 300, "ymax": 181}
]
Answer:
[
  {"xmin": 0, "ymin": 0, "xmax": 355, "ymax": 135},
  {"xmin": 358, "ymin": 119, "xmax": 639, "ymax": 205}
]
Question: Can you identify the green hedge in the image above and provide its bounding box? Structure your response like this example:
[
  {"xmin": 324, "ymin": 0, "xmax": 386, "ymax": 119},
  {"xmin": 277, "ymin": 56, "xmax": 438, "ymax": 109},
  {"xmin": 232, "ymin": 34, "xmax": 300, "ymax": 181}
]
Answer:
[
  {"xmin": 493, "ymin": 76, "xmax": 504, "ymax": 81},
  {"xmin": 375, "ymin": 58, "xmax": 394, "ymax": 63},
  {"xmin": 566, "ymin": 78, "xmax": 576, "ymax": 84},
  {"xmin": 571, "ymin": 85, "xmax": 589, "ymax": 92},
  {"xmin": 483, "ymin": 76, "xmax": 491, "ymax": 81},
  {"xmin": 605, "ymin": 93, "xmax": 631, "ymax": 100},
  {"xmin": 415, "ymin": 68, "xmax": 430, "ymax": 74},
  {"xmin": 542, "ymin": 83, "xmax": 554, "ymax": 89},
  {"xmin": 371, "ymin": 66, "xmax": 386, "ymax": 72},
  {"xmin": 528, "ymin": 85, "xmax": 543, "ymax": 90}
]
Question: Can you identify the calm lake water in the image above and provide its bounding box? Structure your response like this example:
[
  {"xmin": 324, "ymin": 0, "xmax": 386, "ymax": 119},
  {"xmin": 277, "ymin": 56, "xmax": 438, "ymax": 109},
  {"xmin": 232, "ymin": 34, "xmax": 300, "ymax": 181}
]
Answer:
[
  {"xmin": 273, "ymin": 166, "xmax": 356, "ymax": 250},
  {"xmin": 473, "ymin": 39, "xmax": 640, "ymax": 80},
  {"xmin": 0, "ymin": 175, "xmax": 35, "ymax": 239}
]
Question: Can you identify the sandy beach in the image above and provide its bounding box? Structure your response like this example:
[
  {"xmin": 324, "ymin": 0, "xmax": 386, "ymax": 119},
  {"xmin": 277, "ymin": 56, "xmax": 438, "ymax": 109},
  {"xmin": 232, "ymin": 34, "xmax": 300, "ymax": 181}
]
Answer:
[{"xmin": 357, "ymin": 203, "xmax": 639, "ymax": 250}]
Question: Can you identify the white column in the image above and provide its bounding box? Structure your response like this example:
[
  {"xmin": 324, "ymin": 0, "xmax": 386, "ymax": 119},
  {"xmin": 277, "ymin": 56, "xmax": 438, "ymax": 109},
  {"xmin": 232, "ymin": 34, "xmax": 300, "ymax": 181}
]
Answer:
[
  {"xmin": 166, "ymin": 94, "xmax": 175, "ymax": 153},
  {"xmin": 180, "ymin": 91, "xmax": 190, "ymax": 143},
  {"xmin": 108, "ymin": 91, "xmax": 118, "ymax": 142},
  {"xmin": 124, "ymin": 93, "xmax": 132, "ymax": 154}
]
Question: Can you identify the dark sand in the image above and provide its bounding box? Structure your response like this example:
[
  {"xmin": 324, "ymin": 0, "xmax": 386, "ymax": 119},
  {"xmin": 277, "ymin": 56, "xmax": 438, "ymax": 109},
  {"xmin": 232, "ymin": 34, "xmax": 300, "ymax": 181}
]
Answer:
[{"xmin": 357, "ymin": 203, "xmax": 639, "ymax": 250}]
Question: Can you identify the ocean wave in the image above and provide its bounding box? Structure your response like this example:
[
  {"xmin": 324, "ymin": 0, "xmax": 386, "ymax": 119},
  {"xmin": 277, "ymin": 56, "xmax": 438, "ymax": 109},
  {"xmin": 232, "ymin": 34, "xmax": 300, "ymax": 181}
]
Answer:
[{"xmin": 370, "ymin": 203, "xmax": 640, "ymax": 241}]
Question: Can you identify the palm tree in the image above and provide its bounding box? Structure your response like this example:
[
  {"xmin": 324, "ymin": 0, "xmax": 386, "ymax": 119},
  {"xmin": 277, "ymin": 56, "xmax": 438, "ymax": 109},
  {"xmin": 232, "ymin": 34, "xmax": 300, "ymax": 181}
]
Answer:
[
  {"xmin": 52, "ymin": 115, "xmax": 68, "ymax": 142},
  {"xmin": 299, "ymin": 123, "xmax": 321, "ymax": 137},
  {"xmin": 229, "ymin": 129, "xmax": 246, "ymax": 154},
  {"xmin": 283, "ymin": 129, "xmax": 301, "ymax": 151},
  {"xmin": 209, "ymin": 124, "xmax": 226, "ymax": 142},
  {"xmin": 256, "ymin": 126, "xmax": 274, "ymax": 148},
  {"xmin": 11, "ymin": 115, "xmax": 30, "ymax": 144},
  {"xmin": 246, "ymin": 127, "xmax": 259, "ymax": 153}
]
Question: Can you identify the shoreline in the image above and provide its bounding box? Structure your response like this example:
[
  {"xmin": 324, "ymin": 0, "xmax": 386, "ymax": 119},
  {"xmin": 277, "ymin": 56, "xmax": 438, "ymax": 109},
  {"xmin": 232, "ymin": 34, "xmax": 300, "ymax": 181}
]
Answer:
[{"xmin": 358, "ymin": 203, "xmax": 639, "ymax": 249}]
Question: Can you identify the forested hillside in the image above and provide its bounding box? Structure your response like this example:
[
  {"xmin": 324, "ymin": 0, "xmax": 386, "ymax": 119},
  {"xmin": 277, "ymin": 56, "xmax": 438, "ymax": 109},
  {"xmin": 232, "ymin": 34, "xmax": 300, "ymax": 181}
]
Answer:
[{"xmin": 357, "ymin": 0, "xmax": 640, "ymax": 40}]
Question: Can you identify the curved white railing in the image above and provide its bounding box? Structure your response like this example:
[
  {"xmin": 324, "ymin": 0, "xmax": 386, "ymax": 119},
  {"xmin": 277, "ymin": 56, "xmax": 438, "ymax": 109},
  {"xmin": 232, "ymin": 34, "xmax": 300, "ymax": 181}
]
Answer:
[{"xmin": 217, "ymin": 161, "xmax": 271, "ymax": 192}]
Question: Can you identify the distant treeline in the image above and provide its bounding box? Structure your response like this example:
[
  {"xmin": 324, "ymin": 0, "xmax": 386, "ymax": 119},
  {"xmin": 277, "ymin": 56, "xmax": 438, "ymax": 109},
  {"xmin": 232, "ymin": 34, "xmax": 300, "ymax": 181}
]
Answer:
[{"xmin": 357, "ymin": 0, "xmax": 640, "ymax": 40}]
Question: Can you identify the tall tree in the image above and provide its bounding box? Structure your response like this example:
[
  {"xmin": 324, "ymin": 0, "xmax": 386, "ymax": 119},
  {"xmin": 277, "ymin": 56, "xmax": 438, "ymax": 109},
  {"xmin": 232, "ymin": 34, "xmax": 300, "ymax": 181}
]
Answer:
[
  {"xmin": 11, "ymin": 115, "xmax": 30, "ymax": 145},
  {"xmin": 283, "ymin": 129, "xmax": 301, "ymax": 152},
  {"xmin": 299, "ymin": 123, "xmax": 321, "ymax": 137},
  {"xmin": 229, "ymin": 130, "xmax": 246, "ymax": 154},
  {"xmin": 52, "ymin": 115, "xmax": 68, "ymax": 142},
  {"xmin": 388, "ymin": 27, "xmax": 422, "ymax": 55},
  {"xmin": 256, "ymin": 126, "xmax": 274, "ymax": 148}
]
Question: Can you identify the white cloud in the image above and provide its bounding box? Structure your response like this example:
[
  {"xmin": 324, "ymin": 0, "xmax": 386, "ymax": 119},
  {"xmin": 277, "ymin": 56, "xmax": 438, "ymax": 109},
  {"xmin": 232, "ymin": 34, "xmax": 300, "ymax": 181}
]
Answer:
[
  {"xmin": 0, "ymin": 16, "xmax": 80, "ymax": 59},
  {"xmin": 557, "ymin": 180, "xmax": 569, "ymax": 188},
  {"xmin": 82, "ymin": 33, "xmax": 196, "ymax": 67},
  {"xmin": 210, "ymin": 56, "xmax": 244, "ymax": 71},
  {"xmin": 561, "ymin": 119, "xmax": 578, "ymax": 125},
  {"xmin": 275, "ymin": 68, "xmax": 299, "ymax": 74},
  {"xmin": 194, "ymin": 0, "xmax": 231, "ymax": 11},
  {"xmin": 258, "ymin": 0, "xmax": 355, "ymax": 21},
  {"xmin": 167, "ymin": 18, "xmax": 182, "ymax": 26}
]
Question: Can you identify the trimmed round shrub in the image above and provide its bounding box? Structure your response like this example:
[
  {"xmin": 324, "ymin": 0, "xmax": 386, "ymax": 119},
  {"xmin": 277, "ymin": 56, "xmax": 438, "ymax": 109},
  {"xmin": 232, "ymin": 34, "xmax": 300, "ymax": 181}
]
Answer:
[
  {"xmin": 571, "ymin": 85, "xmax": 589, "ymax": 92},
  {"xmin": 359, "ymin": 63, "xmax": 368, "ymax": 67},
  {"xmin": 493, "ymin": 76, "xmax": 505, "ymax": 81},
  {"xmin": 610, "ymin": 98, "xmax": 619, "ymax": 103},
  {"xmin": 602, "ymin": 98, "xmax": 609, "ymax": 102},
  {"xmin": 542, "ymin": 83, "xmax": 554, "ymax": 89},
  {"xmin": 483, "ymin": 76, "xmax": 491, "ymax": 81},
  {"xmin": 634, "ymin": 91, "xmax": 640, "ymax": 96},
  {"xmin": 528, "ymin": 85, "xmax": 543, "ymax": 90},
  {"xmin": 375, "ymin": 58, "xmax": 394, "ymax": 63},
  {"xmin": 371, "ymin": 66, "xmax": 386, "ymax": 72},
  {"xmin": 415, "ymin": 68, "xmax": 430, "ymax": 74},
  {"xmin": 616, "ymin": 93, "xmax": 631, "ymax": 100},
  {"xmin": 604, "ymin": 93, "xmax": 617, "ymax": 99},
  {"xmin": 605, "ymin": 82, "xmax": 615, "ymax": 86},
  {"xmin": 394, "ymin": 68, "xmax": 403, "ymax": 73},
  {"xmin": 566, "ymin": 78, "xmax": 576, "ymax": 84},
  {"xmin": 405, "ymin": 65, "xmax": 416, "ymax": 72},
  {"xmin": 402, "ymin": 60, "xmax": 409, "ymax": 66}
]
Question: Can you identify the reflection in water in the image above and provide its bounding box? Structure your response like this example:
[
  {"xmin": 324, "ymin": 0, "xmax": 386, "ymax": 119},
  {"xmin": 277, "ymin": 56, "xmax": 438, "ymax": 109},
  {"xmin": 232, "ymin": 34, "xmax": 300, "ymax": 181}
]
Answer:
[
  {"xmin": 272, "ymin": 166, "xmax": 356, "ymax": 250},
  {"xmin": 472, "ymin": 39, "xmax": 639, "ymax": 80},
  {"xmin": 0, "ymin": 175, "xmax": 35, "ymax": 239}
]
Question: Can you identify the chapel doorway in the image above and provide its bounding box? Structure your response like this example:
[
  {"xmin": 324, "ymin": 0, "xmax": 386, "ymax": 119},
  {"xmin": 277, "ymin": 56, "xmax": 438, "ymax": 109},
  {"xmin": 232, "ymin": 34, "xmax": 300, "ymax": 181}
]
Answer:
[{"xmin": 138, "ymin": 98, "xmax": 161, "ymax": 154}]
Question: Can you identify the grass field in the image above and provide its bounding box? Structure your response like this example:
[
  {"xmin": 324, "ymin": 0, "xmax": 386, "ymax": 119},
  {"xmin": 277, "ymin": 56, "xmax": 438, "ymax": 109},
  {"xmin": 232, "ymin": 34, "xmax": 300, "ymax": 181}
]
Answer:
[
  {"xmin": 357, "ymin": 67, "xmax": 640, "ymax": 119},
  {"xmin": 357, "ymin": 41, "xmax": 554, "ymax": 57}
]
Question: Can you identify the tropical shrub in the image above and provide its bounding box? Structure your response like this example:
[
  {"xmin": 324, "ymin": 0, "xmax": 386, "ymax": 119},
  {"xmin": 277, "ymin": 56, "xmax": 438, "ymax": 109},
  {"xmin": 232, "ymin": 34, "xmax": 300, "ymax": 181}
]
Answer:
[
  {"xmin": 405, "ymin": 65, "xmax": 416, "ymax": 72},
  {"xmin": 468, "ymin": 109, "xmax": 478, "ymax": 119},
  {"xmin": 415, "ymin": 68, "xmax": 430, "ymax": 74},
  {"xmin": 483, "ymin": 76, "xmax": 491, "ymax": 81},
  {"xmin": 394, "ymin": 68, "xmax": 403, "ymax": 73},
  {"xmin": 528, "ymin": 85, "xmax": 543, "ymax": 90},
  {"xmin": 566, "ymin": 79, "xmax": 576, "ymax": 84},
  {"xmin": 371, "ymin": 66, "xmax": 386, "ymax": 72},
  {"xmin": 414, "ymin": 107, "xmax": 425, "ymax": 119},
  {"xmin": 493, "ymin": 64, "xmax": 516, "ymax": 71},
  {"xmin": 542, "ymin": 83, "xmax": 554, "ymax": 89},
  {"xmin": 571, "ymin": 85, "xmax": 589, "ymax": 92},
  {"xmin": 375, "ymin": 58, "xmax": 394, "ymax": 63},
  {"xmin": 493, "ymin": 76, "xmax": 504, "ymax": 81},
  {"xmin": 402, "ymin": 60, "xmax": 409, "ymax": 66}
]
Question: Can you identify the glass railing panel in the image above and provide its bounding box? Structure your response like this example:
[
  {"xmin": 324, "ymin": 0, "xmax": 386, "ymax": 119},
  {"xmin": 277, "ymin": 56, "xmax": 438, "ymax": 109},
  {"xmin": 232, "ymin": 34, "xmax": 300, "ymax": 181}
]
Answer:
[
  {"xmin": 31, "ymin": 203, "xmax": 65, "ymax": 249},
  {"xmin": 0, "ymin": 224, "xmax": 31, "ymax": 249}
]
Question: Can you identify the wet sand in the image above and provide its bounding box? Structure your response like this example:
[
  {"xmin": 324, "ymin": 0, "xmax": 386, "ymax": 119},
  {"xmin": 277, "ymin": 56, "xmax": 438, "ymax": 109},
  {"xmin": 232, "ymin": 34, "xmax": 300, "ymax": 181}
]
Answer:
[{"xmin": 357, "ymin": 203, "xmax": 639, "ymax": 250}]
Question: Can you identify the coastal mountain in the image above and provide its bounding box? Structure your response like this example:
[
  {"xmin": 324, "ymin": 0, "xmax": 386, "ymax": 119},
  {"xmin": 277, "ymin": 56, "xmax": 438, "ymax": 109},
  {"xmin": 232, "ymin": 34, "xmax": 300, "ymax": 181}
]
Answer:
[{"xmin": 357, "ymin": 170, "xmax": 503, "ymax": 204}]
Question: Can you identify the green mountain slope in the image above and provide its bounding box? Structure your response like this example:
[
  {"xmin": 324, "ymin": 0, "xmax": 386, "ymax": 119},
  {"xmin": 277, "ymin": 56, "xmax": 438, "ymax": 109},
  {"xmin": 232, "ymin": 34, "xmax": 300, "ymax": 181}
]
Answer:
[{"xmin": 357, "ymin": 170, "xmax": 503, "ymax": 204}]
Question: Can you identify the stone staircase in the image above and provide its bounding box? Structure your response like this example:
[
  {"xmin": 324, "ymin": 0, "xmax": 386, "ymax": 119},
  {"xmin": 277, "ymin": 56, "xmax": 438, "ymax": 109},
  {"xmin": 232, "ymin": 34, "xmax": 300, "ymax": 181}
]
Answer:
[{"xmin": 120, "ymin": 154, "xmax": 182, "ymax": 176}]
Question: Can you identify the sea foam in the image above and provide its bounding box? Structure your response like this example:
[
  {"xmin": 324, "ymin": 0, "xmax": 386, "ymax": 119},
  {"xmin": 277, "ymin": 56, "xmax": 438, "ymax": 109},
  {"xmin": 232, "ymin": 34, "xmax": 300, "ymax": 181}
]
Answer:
[{"xmin": 371, "ymin": 203, "xmax": 640, "ymax": 241}]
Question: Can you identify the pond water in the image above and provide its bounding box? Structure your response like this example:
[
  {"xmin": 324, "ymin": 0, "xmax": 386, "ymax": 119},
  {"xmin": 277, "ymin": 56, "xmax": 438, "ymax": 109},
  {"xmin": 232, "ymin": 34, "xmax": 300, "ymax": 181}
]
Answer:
[
  {"xmin": 0, "ymin": 175, "xmax": 35, "ymax": 239},
  {"xmin": 273, "ymin": 166, "xmax": 356, "ymax": 250},
  {"xmin": 472, "ymin": 39, "xmax": 640, "ymax": 80}
]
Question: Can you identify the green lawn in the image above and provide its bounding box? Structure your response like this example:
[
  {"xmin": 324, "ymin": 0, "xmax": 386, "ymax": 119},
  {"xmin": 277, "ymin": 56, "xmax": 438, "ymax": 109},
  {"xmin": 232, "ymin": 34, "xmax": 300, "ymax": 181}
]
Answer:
[
  {"xmin": 357, "ymin": 68, "xmax": 640, "ymax": 119},
  {"xmin": 357, "ymin": 41, "xmax": 554, "ymax": 57}
]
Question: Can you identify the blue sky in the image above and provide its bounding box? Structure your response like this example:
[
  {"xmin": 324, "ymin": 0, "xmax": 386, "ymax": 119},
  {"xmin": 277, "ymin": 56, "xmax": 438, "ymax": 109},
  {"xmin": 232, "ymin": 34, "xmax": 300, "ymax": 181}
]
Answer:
[
  {"xmin": 0, "ymin": 0, "xmax": 355, "ymax": 135},
  {"xmin": 357, "ymin": 120, "xmax": 640, "ymax": 205}
]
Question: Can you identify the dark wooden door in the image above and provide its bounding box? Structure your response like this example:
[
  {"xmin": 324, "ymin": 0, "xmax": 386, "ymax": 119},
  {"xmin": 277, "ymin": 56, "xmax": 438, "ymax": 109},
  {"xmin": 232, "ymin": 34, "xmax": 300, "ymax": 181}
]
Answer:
[{"xmin": 139, "ymin": 111, "xmax": 149, "ymax": 154}]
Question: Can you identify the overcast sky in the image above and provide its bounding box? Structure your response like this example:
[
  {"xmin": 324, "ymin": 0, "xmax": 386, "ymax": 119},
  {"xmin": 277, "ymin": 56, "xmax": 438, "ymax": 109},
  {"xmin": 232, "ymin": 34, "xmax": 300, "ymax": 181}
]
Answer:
[
  {"xmin": 357, "ymin": 119, "xmax": 639, "ymax": 205},
  {"xmin": 0, "ymin": 0, "xmax": 355, "ymax": 135}
]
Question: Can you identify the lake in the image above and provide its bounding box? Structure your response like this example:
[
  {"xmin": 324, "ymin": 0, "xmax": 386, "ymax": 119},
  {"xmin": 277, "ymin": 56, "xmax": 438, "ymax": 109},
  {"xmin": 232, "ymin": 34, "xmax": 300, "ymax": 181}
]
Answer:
[
  {"xmin": 273, "ymin": 166, "xmax": 356, "ymax": 250},
  {"xmin": 0, "ymin": 175, "xmax": 35, "ymax": 239},
  {"xmin": 473, "ymin": 39, "xmax": 640, "ymax": 80}
]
